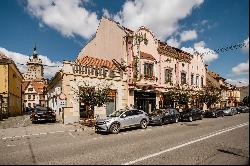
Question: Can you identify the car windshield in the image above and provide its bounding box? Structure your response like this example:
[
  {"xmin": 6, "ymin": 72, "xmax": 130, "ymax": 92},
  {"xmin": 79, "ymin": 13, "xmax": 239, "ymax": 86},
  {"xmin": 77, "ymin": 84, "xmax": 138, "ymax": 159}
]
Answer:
[
  {"xmin": 150, "ymin": 109, "xmax": 163, "ymax": 116},
  {"xmin": 109, "ymin": 109, "xmax": 126, "ymax": 117},
  {"xmin": 35, "ymin": 107, "xmax": 48, "ymax": 113}
]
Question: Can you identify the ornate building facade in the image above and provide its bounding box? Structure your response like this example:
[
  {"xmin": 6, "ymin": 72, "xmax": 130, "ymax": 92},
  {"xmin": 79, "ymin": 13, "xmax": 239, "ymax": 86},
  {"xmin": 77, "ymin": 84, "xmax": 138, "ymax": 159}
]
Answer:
[{"xmin": 22, "ymin": 46, "xmax": 47, "ymax": 109}]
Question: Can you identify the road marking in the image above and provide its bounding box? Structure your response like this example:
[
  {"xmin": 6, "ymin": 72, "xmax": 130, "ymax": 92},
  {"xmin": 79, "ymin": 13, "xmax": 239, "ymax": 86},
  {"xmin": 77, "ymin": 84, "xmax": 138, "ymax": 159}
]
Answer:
[
  {"xmin": 6, "ymin": 144, "xmax": 16, "ymax": 147},
  {"xmin": 93, "ymin": 137, "xmax": 98, "ymax": 140},
  {"xmin": 2, "ymin": 137, "xmax": 12, "ymax": 140},
  {"xmin": 55, "ymin": 130, "xmax": 65, "ymax": 133},
  {"xmin": 122, "ymin": 122, "xmax": 249, "ymax": 165},
  {"xmin": 68, "ymin": 132, "xmax": 75, "ymax": 138},
  {"xmin": 39, "ymin": 133, "xmax": 47, "ymax": 135},
  {"xmin": 68, "ymin": 129, "xmax": 76, "ymax": 132},
  {"xmin": 49, "ymin": 131, "xmax": 56, "ymax": 134},
  {"xmin": 31, "ymin": 133, "xmax": 40, "ymax": 136}
]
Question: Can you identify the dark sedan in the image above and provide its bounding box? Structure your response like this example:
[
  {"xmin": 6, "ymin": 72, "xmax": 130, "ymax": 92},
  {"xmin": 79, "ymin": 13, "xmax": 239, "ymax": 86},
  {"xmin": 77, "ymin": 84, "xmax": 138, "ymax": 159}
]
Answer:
[
  {"xmin": 149, "ymin": 108, "xmax": 180, "ymax": 125},
  {"xmin": 179, "ymin": 108, "xmax": 203, "ymax": 122},
  {"xmin": 204, "ymin": 109, "xmax": 224, "ymax": 118},
  {"xmin": 30, "ymin": 106, "xmax": 56, "ymax": 123},
  {"xmin": 236, "ymin": 106, "xmax": 249, "ymax": 113}
]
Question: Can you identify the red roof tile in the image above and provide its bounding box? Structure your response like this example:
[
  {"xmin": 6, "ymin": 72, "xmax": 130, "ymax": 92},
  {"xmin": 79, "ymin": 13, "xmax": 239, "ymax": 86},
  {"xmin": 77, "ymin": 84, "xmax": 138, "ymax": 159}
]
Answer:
[
  {"xmin": 140, "ymin": 51, "xmax": 155, "ymax": 61},
  {"xmin": 76, "ymin": 56, "xmax": 117, "ymax": 70}
]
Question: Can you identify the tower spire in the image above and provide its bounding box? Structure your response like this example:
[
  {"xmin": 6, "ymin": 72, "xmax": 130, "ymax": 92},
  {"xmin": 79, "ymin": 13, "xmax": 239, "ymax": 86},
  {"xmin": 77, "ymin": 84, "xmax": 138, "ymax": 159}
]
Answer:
[{"xmin": 33, "ymin": 43, "xmax": 38, "ymax": 58}]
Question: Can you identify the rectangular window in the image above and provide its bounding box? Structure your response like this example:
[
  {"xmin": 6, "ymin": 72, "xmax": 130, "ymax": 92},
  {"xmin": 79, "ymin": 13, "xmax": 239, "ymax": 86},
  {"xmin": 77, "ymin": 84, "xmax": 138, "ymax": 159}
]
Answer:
[
  {"xmin": 33, "ymin": 95, "xmax": 35, "ymax": 100},
  {"xmin": 28, "ymin": 95, "xmax": 31, "ymax": 100},
  {"xmin": 201, "ymin": 77, "xmax": 203, "ymax": 87},
  {"xmin": 181, "ymin": 73, "xmax": 186, "ymax": 85},
  {"xmin": 165, "ymin": 69, "xmax": 172, "ymax": 83},
  {"xmin": 144, "ymin": 63, "xmax": 154, "ymax": 79},
  {"xmin": 28, "ymin": 88, "xmax": 33, "ymax": 92},
  {"xmin": 196, "ymin": 75, "xmax": 199, "ymax": 86},
  {"xmin": 191, "ymin": 74, "xmax": 194, "ymax": 85}
]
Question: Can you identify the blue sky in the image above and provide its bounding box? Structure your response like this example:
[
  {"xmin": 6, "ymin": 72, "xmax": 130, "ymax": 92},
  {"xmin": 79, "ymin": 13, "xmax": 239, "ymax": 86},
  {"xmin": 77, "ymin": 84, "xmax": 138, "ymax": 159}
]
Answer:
[{"xmin": 0, "ymin": 0, "xmax": 249, "ymax": 86}]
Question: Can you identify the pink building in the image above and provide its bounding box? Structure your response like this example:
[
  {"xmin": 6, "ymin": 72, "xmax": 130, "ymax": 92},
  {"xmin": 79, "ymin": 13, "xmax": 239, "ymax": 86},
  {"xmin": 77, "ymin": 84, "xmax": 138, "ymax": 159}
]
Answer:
[{"xmin": 77, "ymin": 17, "xmax": 206, "ymax": 114}]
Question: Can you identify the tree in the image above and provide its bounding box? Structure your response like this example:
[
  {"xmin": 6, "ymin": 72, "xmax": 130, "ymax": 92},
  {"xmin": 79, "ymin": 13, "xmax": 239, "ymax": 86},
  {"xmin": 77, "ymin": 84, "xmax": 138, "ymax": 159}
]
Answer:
[
  {"xmin": 176, "ymin": 91, "xmax": 189, "ymax": 109},
  {"xmin": 200, "ymin": 86, "xmax": 221, "ymax": 109},
  {"xmin": 79, "ymin": 82, "xmax": 113, "ymax": 118},
  {"xmin": 242, "ymin": 96, "xmax": 249, "ymax": 106},
  {"xmin": 163, "ymin": 91, "xmax": 176, "ymax": 108}
]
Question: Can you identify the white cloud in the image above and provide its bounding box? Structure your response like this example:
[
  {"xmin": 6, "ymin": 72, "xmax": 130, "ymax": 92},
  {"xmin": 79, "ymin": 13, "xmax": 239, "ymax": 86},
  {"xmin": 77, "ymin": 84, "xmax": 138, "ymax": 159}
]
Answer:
[
  {"xmin": 166, "ymin": 37, "xmax": 181, "ymax": 48},
  {"xmin": 108, "ymin": 0, "xmax": 204, "ymax": 40},
  {"xmin": 26, "ymin": 0, "xmax": 99, "ymax": 39},
  {"xmin": 226, "ymin": 78, "xmax": 249, "ymax": 87},
  {"xmin": 180, "ymin": 30, "xmax": 198, "ymax": 42},
  {"xmin": 241, "ymin": 37, "xmax": 249, "ymax": 54},
  {"xmin": 0, "ymin": 47, "xmax": 62, "ymax": 79},
  {"xmin": 181, "ymin": 41, "xmax": 218, "ymax": 63},
  {"xmin": 232, "ymin": 60, "xmax": 249, "ymax": 75}
]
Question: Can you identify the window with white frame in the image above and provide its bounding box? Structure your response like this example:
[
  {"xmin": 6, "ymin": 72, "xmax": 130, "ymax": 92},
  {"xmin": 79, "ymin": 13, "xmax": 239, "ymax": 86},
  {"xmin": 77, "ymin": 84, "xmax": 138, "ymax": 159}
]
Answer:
[
  {"xmin": 196, "ymin": 75, "xmax": 199, "ymax": 86},
  {"xmin": 144, "ymin": 63, "xmax": 154, "ymax": 78},
  {"xmin": 181, "ymin": 72, "xmax": 187, "ymax": 85},
  {"xmin": 165, "ymin": 68, "xmax": 172, "ymax": 83}
]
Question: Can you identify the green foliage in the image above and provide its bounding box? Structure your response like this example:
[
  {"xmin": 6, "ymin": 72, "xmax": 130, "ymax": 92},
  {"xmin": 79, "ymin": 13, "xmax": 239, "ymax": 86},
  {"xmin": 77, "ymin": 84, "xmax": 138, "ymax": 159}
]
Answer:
[
  {"xmin": 242, "ymin": 96, "xmax": 249, "ymax": 106},
  {"xmin": 199, "ymin": 86, "xmax": 221, "ymax": 108},
  {"xmin": 163, "ymin": 90, "xmax": 190, "ymax": 108},
  {"xmin": 79, "ymin": 82, "xmax": 112, "ymax": 107},
  {"xmin": 175, "ymin": 91, "xmax": 189, "ymax": 108}
]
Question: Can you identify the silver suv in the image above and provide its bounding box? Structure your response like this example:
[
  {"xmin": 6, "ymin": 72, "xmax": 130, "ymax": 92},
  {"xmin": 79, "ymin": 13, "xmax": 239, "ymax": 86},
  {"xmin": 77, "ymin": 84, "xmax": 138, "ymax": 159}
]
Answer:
[{"xmin": 95, "ymin": 108, "xmax": 149, "ymax": 134}]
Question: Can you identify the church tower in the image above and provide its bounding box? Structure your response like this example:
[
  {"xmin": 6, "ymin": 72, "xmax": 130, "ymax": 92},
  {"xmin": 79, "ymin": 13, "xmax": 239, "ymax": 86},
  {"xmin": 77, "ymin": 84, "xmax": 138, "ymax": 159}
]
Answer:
[{"xmin": 23, "ymin": 45, "xmax": 44, "ymax": 81}]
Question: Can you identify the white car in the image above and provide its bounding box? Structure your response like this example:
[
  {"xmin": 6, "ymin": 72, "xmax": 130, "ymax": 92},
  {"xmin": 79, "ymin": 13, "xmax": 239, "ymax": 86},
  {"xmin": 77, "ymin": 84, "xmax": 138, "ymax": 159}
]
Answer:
[{"xmin": 95, "ymin": 109, "xmax": 149, "ymax": 134}]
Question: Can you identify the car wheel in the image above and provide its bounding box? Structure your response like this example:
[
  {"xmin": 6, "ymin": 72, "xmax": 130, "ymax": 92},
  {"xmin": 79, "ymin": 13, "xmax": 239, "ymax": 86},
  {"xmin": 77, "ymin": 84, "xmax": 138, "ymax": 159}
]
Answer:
[
  {"xmin": 110, "ymin": 123, "xmax": 120, "ymax": 134},
  {"xmin": 175, "ymin": 117, "xmax": 179, "ymax": 123},
  {"xmin": 200, "ymin": 115, "xmax": 203, "ymax": 120},
  {"xmin": 221, "ymin": 113, "xmax": 224, "ymax": 117},
  {"xmin": 189, "ymin": 116, "xmax": 193, "ymax": 122},
  {"xmin": 159, "ymin": 119, "xmax": 163, "ymax": 126},
  {"xmin": 140, "ymin": 119, "xmax": 148, "ymax": 129}
]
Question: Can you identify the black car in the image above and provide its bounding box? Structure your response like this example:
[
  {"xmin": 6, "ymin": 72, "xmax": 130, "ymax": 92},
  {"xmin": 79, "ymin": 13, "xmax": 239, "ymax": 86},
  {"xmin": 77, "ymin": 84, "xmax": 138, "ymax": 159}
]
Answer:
[
  {"xmin": 149, "ymin": 108, "xmax": 180, "ymax": 125},
  {"xmin": 179, "ymin": 108, "xmax": 203, "ymax": 122},
  {"xmin": 30, "ymin": 106, "xmax": 56, "ymax": 123},
  {"xmin": 236, "ymin": 106, "xmax": 249, "ymax": 113},
  {"xmin": 204, "ymin": 108, "xmax": 224, "ymax": 118}
]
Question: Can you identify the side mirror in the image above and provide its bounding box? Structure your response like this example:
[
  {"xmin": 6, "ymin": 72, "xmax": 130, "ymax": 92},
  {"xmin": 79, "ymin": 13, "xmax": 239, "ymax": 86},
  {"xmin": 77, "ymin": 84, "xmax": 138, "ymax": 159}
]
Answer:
[{"xmin": 121, "ymin": 114, "xmax": 126, "ymax": 118}]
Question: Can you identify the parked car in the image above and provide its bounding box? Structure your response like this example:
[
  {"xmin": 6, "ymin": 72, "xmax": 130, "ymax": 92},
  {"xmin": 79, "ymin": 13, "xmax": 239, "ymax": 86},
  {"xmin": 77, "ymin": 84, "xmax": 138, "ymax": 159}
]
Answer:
[
  {"xmin": 204, "ymin": 108, "xmax": 224, "ymax": 118},
  {"xmin": 179, "ymin": 108, "xmax": 203, "ymax": 122},
  {"xmin": 149, "ymin": 108, "xmax": 180, "ymax": 125},
  {"xmin": 222, "ymin": 107, "xmax": 237, "ymax": 116},
  {"xmin": 30, "ymin": 106, "xmax": 56, "ymax": 123},
  {"xmin": 95, "ymin": 108, "xmax": 149, "ymax": 134},
  {"xmin": 236, "ymin": 106, "xmax": 249, "ymax": 113},
  {"xmin": 241, "ymin": 106, "xmax": 249, "ymax": 113}
]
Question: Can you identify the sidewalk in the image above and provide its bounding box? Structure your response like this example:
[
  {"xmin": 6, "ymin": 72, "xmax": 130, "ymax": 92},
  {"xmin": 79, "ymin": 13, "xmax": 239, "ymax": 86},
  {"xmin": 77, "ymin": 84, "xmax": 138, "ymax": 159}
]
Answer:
[{"xmin": 0, "ymin": 115, "xmax": 95, "ymax": 139}]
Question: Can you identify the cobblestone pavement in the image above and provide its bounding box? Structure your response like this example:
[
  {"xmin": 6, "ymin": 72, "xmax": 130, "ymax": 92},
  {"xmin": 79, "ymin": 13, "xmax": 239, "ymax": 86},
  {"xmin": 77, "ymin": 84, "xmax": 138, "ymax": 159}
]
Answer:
[
  {"xmin": 0, "ymin": 114, "xmax": 32, "ymax": 129},
  {"xmin": 0, "ymin": 114, "xmax": 95, "ymax": 139}
]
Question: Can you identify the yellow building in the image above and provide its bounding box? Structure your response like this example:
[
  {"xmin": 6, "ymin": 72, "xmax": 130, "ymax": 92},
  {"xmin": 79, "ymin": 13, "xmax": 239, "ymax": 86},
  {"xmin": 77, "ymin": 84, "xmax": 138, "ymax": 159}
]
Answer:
[{"xmin": 0, "ymin": 51, "xmax": 23, "ymax": 117}]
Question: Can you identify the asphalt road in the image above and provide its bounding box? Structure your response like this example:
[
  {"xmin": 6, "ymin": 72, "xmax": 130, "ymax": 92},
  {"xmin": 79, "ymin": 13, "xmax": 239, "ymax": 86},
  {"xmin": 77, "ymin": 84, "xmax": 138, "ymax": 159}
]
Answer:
[{"xmin": 0, "ymin": 113, "xmax": 249, "ymax": 165}]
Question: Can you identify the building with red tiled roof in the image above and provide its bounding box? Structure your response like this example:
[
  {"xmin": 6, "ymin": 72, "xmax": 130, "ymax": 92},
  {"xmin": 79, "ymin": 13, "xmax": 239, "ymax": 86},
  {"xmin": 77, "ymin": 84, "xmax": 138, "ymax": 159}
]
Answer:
[
  {"xmin": 48, "ymin": 17, "xmax": 207, "ymax": 124},
  {"xmin": 22, "ymin": 81, "xmax": 47, "ymax": 109}
]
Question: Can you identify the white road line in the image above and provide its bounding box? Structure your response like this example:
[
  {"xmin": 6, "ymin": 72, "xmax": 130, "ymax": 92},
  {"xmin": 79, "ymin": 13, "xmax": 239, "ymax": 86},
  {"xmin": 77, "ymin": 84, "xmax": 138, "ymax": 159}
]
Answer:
[
  {"xmin": 55, "ymin": 130, "xmax": 65, "ymax": 133},
  {"xmin": 2, "ymin": 137, "xmax": 12, "ymax": 140},
  {"xmin": 22, "ymin": 135, "xmax": 30, "ymax": 138},
  {"xmin": 68, "ymin": 132, "xmax": 75, "ymax": 138},
  {"xmin": 48, "ymin": 131, "xmax": 56, "ymax": 134},
  {"xmin": 68, "ymin": 129, "xmax": 76, "ymax": 132},
  {"xmin": 122, "ymin": 122, "xmax": 249, "ymax": 165},
  {"xmin": 6, "ymin": 144, "xmax": 16, "ymax": 147},
  {"xmin": 93, "ymin": 137, "xmax": 98, "ymax": 140},
  {"xmin": 31, "ymin": 133, "xmax": 40, "ymax": 136},
  {"xmin": 39, "ymin": 133, "xmax": 47, "ymax": 135}
]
